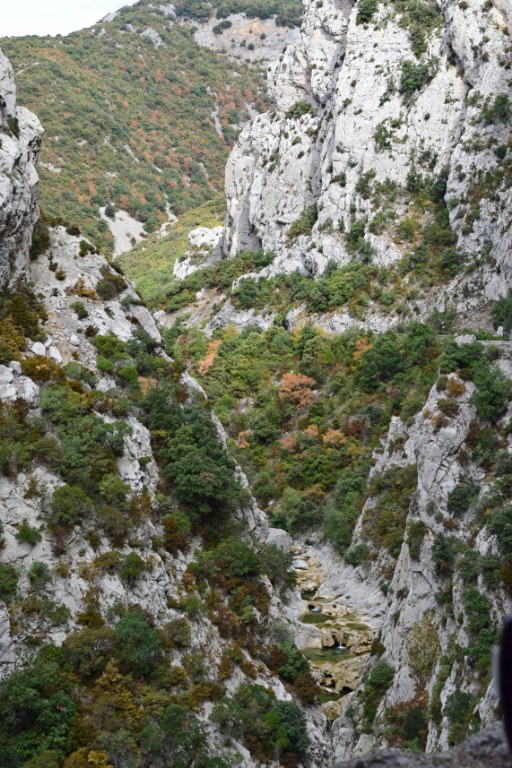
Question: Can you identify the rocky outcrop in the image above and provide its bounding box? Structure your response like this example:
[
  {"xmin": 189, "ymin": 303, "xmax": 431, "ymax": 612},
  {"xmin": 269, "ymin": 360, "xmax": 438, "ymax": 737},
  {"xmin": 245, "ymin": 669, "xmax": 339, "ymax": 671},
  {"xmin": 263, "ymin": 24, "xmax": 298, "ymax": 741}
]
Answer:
[
  {"xmin": 329, "ymin": 336, "xmax": 512, "ymax": 757},
  {"xmin": 0, "ymin": 49, "xmax": 42, "ymax": 289},
  {"xmin": 191, "ymin": 13, "xmax": 300, "ymax": 63},
  {"xmin": 223, "ymin": 0, "xmax": 511, "ymax": 305}
]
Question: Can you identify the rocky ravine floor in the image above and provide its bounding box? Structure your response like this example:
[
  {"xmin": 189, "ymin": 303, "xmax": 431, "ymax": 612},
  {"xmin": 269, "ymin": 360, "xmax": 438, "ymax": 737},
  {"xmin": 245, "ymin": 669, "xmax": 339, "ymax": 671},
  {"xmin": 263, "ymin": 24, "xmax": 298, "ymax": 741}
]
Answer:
[{"xmin": 288, "ymin": 543, "xmax": 380, "ymax": 721}]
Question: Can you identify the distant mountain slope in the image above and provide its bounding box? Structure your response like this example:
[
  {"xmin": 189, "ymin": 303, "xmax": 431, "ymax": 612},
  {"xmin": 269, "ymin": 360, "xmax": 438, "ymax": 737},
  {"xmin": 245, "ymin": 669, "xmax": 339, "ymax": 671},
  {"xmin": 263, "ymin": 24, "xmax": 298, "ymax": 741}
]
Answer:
[{"xmin": 1, "ymin": 0, "xmax": 299, "ymax": 253}]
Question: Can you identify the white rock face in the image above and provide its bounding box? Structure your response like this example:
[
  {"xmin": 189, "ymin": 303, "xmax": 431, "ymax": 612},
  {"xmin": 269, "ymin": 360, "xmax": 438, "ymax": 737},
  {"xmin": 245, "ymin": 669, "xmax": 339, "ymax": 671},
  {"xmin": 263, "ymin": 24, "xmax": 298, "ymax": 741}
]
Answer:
[
  {"xmin": 29, "ymin": 226, "xmax": 162, "ymax": 370},
  {"xmin": 100, "ymin": 206, "xmax": 147, "ymax": 257},
  {"xmin": 332, "ymin": 350, "xmax": 511, "ymax": 757},
  {"xmin": 0, "ymin": 48, "xmax": 43, "ymax": 289},
  {"xmin": 141, "ymin": 26, "xmax": 165, "ymax": 47},
  {"xmin": 223, "ymin": 0, "xmax": 511, "ymax": 305},
  {"xmin": 0, "ymin": 363, "xmax": 39, "ymax": 404},
  {"xmin": 173, "ymin": 225, "xmax": 224, "ymax": 280},
  {"xmin": 191, "ymin": 13, "xmax": 300, "ymax": 63}
]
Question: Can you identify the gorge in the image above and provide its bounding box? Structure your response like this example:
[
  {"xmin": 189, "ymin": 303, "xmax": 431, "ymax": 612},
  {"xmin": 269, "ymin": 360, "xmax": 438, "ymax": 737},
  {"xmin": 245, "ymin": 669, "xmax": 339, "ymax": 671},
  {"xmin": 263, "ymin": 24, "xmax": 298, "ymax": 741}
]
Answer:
[{"xmin": 0, "ymin": 0, "xmax": 512, "ymax": 766}]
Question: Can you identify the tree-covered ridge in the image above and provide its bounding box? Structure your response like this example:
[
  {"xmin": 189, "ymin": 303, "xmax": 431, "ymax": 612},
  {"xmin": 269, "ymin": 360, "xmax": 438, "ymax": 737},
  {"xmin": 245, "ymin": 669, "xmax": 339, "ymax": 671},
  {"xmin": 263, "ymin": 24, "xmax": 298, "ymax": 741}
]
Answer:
[
  {"xmin": 173, "ymin": 0, "xmax": 303, "ymax": 26},
  {"xmin": 1, "ymin": 1, "xmax": 271, "ymax": 253}
]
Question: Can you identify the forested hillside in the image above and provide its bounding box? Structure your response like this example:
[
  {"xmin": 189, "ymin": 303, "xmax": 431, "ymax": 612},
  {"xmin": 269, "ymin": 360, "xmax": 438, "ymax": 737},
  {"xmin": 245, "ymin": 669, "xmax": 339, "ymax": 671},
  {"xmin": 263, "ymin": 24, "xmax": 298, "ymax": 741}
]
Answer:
[{"xmin": 1, "ymin": 0, "xmax": 300, "ymax": 253}]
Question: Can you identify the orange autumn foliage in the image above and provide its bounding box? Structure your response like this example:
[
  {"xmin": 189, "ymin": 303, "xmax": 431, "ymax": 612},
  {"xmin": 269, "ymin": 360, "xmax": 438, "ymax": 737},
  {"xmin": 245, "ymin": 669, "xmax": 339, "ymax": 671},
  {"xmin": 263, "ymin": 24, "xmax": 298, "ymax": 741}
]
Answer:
[
  {"xmin": 237, "ymin": 430, "xmax": 252, "ymax": 449},
  {"xmin": 198, "ymin": 339, "xmax": 222, "ymax": 375},
  {"xmin": 138, "ymin": 376, "xmax": 157, "ymax": 396},
  {"xmin": 278, "ymin": 372, "xmax": 316, "ymax": 410},
  {"xmin": 322, "ymin": 428, "xmax": 347, "ymax": 446},
  {"xmin": 352, "ymin": 336, "xmax": 372, "ymax": 363},
  {"xmin": 279, "ymin": 434, "xmax": 298, "ymax": 451}
]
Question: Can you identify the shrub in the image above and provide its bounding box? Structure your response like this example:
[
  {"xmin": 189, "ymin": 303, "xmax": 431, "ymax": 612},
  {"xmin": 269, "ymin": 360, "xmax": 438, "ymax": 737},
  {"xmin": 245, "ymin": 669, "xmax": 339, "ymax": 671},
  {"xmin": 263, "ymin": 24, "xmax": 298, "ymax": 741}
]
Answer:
[
  {"xmin": 95, "ymin": 267, "xmax": 127, "ymax": 300},
  {"xmin": 161, "ymin": 510, "xmax": 192, "ymax": 554},
  {"xmin": 356, "ymin": 333, "xmax": 404, "ymax": 391},
  {"xmin": 362, "ymin": 661, "xmax": 394, "ymax": 723},
  {"xmin": 355, "ymin": 170, "xmax": 376, "ymax": 199},
  {"xmin": 16, "ymin": 522, "xmax": 42, "ymax": 547},
  {"xmin": 345, "ymin": 543, "xmax": 369, "ymax": 566},
  {"xmin": 275, "ymin": 641, "xmax": 310, "ymax": 683},
  {"xmin": 278, "ymin": 372, "xmax": 316, "ymax": 410},
  {"xmin": 192, "ymin": 537, "xmax": 259, "ymax": 581},
  {"xmin": 96, "ymin": 506, "xmax": 129, "ymax": 547},
  {"xmin": 407, "ymin": 612, "xmax": 439, "ymax": 685},
  {"xmin": 0, "ymin": 563, "xmax": 18, "ymax": 603},
  {"xmin": 155, "ymin": 402, "xmax": 242, "ymax": 516},
  {"xmin": 286, "ymin": 101, "xmax": 315, "ymax": 119},
  {"xmin": 402, "ymin": 705, "xmax": 428, "ymax": 746},
  {"xmin": 323, "ymin": 465, "xmax": 369, "ymax": 554},
  {"xmin": 489, "ymin": 505, "xmax": 512, "ymax": 565},
  {"xmin": 115, "ymin": 609, "xmax": 163, "ymax": 677},
  {"xmin": 0, "ymin": 652, "xmax": 75, "ymax": 763},
  {"xmin": 142, "ymin": 703, "xmax": 211, "ymax": 766},
  {"xmin": 233, "ymin": 277, "xmax": 260, "ymax": 309},
  {"xmin": 272, "ymin": 700, "xmax": 309, "ymax": 756},
  {"xmin": 346, "ymin": 219, "xmax": 367, "ymax": 254},
  {"xmin": 92, "ymin": 550, "xmax": 123, "ymax": 575},
  {"xmin": 119, "ymin": 553, "xmax": 147, "ymax": 585},
  {"xmin": 21, "ymin": 356, "xmax": 64, "ymax": 383},
  {"xmin": 260, "ymin": 545, "xmax": 295, "ymax": 591},
  {"xmin": 463, "ymin": 587, "xmax": 496, "ymax": 675},
  {"xmin": 446, "ymin": 478, "xmax": 479, "ymax": 517},
  {"xmin": 71, "ymin": 301, "xmax": 88, "ymax": 320},
  {"xmin": 0, "ymin": 316, "xmax": 27, "ymax": 363},
  {"xmin": 213, "ymin": 19, "xmax": 232, "ymax": 34},
  {"xmin": 492, "ymin": 293, "xmax": 512, "ymax": 334},
  {"xmin": 440, "ymin": 340, "xmax": 484, "ymax": 379},
  {"xmin": 432, "ymin": 533, "xmax": 457, "ymax": 577},
  {"xmin": 357, "ymin": 0, "xmax": 378, "ymax": 23},
  {"xmin": 400, "ymin": 59, "xmax": 437, "ymax": 99},
  {"xmin": 444, "ymin": 690, "xmax": 478, "ymax": 745},
  {"xmin": 28, "ymin": 562, "xmax": 52, "ymax": 592},
  {"xmin": 407, "ymin": 520, "xmax": 427, "ymax": 560},
  {"xmin": 363, "ymin": 465, "xmax": 417, "ymax": 555},
  {"xmin": 79, "ymin": 239, "xmax": 94, "ymax": 257},
  {"xmin": 403, "ymin": 322, "xmax": 437, "ymax": 366},
  {"xmin": 211, "ymin": 682, "xmax": 309, "ymax": 761},
  {"xmin": 458, "ymin": 551, "xmax": 480, "ymax": 585},
  {"xmin": 287, "ymin": 204, "xmax": 318, "ymax": 240},
  {"xmin": 29, "ymin": 219, "xmax": 51, "ymax": 260},
  {"xmin": 293, "ymin": 671, "xmax": 319, "ymax": 704},
  {"xmin": 470, "ymin": 362, "xmax": 511, "ymax": 422},
  {"xmin": 49, "ymin": 485, "xmax": 94, "ymax": 529},
  {"xmin": 479, "ymin": 93, "xmax": 511, "ymax": 124},
  {"xmin": 162, "ymin": 618, "xmax": 191, "ymax": 649}
]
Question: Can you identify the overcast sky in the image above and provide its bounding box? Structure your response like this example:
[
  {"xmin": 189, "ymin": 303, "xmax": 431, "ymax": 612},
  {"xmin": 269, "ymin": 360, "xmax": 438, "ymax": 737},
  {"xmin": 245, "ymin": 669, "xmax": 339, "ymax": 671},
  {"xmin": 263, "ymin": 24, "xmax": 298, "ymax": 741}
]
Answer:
[{"xmin": 1, "ymin": 0, "xmax": 139, "ymax": 38}]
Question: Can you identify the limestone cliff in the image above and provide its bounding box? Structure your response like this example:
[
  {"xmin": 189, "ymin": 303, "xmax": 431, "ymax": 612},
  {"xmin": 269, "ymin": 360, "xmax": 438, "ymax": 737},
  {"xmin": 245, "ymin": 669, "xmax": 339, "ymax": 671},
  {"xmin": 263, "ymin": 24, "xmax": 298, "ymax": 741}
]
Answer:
[
  {"xmin": 223, "ymin": 0, "xmax": 511, "ymax": 309},
  {"xmin": 0, "ymin": 50, "xmax": 42, "ymax": 289}
]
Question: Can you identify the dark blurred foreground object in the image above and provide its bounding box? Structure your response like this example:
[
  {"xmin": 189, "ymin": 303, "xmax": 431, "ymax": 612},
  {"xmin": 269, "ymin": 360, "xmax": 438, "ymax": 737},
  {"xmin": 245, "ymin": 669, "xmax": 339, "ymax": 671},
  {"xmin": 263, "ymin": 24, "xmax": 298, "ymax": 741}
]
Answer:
[
  {"xmin": 335, "ymin": 727, "xmax": 509, "ymax": 766},
  {"xmin": 501, "ymin": 614, "xmax": 512, "ymax": 752}
]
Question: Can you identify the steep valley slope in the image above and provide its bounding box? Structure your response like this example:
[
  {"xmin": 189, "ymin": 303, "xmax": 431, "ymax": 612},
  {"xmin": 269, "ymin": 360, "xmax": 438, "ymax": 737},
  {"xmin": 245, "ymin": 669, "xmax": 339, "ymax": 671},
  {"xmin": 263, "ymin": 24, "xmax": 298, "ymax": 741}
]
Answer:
[
  {"xmin": 0, "ymin": 0, "xmax": 300, "ymax": 255},
  {"xmin": 1, "ymin": 0, "xmax": 512, "ymax": 766}
]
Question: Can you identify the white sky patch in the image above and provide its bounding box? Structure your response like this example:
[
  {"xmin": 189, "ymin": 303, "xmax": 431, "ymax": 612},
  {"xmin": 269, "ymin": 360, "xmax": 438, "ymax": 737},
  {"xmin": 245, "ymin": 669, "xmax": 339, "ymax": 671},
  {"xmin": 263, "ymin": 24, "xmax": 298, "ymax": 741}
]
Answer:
[{"xmin": 0, "ymin": 0, "xmax": 139, "ymax": 38}]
